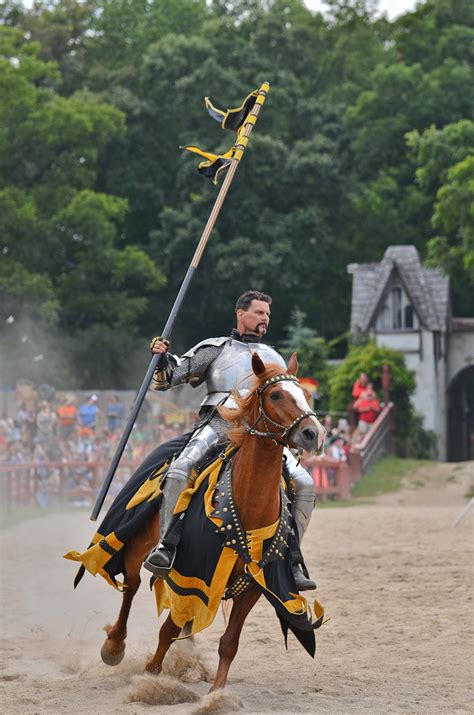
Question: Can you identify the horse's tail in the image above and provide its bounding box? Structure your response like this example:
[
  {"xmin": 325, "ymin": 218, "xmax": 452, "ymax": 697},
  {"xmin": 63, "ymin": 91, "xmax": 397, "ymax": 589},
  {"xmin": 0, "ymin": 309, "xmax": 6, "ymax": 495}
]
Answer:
[{"xmin": 74, "ymin": 565, "xmax": 86, "ymax": 589}]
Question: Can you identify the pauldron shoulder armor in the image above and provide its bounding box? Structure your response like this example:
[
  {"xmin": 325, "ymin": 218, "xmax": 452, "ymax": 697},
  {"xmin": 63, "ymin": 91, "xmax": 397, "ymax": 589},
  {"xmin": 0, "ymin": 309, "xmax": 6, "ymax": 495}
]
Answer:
[{"xmin": 181, "ymin": 337, "xmax": 229, "ymax": 359}]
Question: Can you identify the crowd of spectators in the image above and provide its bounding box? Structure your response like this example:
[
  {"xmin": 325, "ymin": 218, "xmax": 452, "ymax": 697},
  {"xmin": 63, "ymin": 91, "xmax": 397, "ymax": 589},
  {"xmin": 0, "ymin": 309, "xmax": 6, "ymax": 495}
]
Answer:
[
  {"xmin": 1, "ymin": 373, "xmax": 383, "ymax": 507},
  {"xmin": 0, "ymin": 392, "xmax": 190, "ymax": 509}
]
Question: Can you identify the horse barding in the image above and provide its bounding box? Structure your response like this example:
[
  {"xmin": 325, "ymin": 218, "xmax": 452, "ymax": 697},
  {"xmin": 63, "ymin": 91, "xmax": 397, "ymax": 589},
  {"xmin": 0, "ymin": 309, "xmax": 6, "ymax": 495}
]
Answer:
[{"xmin": 65, "ymin": 352, "xmax": 326, "ymax": 691}]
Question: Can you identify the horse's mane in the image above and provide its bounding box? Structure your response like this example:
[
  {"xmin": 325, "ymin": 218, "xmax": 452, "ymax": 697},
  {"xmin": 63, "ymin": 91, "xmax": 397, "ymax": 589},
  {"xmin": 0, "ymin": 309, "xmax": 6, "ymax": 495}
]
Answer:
[{"xmin": 218, "ymin": 362, "xmax": 290, "ymax": 447}]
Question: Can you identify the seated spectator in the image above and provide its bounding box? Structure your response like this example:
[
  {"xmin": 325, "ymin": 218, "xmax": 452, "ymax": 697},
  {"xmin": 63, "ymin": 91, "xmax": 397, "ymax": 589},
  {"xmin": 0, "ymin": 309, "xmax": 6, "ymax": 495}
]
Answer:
[
  {"xmin": 36, "ymin": 401, "xmax": 57, "ymax": 457},
  {"xmin": 353, "ymin": 383, "xmax": 381, "ymax": 436},
  {"xmin": 57, "ymin": 395, "xmax": 78, "ymax": 440},
  {"xmin": 78, "ymin": 394, "xmax": 99, "ymax": 435},
  {"xmin": 323, "ymin": 414, "xmax": 333, "ymax": 434},
  {"xmin": 106, "ymin": 394, "xmax": 125, "ymax": 434},
  {"xmin": 328, "ymin": 433, "xmax": 347, "ymax": 463}
]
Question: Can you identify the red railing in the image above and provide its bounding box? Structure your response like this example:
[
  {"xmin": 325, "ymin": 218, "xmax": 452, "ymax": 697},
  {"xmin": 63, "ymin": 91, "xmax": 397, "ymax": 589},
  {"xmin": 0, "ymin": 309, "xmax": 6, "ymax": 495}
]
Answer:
[
  {"xmin": 308, "ymin": 458, "xmax": 352, "ymax": 500},
  {"xmin": 347, "ymin": 402, "xmax": 394, "ymax": 483},
  {"xmin": 1, "ymin": 404, "xmax": 395, "ymax": 510}
]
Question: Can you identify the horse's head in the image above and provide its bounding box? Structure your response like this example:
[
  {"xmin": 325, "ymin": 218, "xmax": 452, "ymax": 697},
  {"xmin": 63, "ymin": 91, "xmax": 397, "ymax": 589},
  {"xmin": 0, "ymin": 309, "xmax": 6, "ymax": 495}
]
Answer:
[{"xmin": 245, "ymin": 352, "xmax": 326, "ymax": 453}]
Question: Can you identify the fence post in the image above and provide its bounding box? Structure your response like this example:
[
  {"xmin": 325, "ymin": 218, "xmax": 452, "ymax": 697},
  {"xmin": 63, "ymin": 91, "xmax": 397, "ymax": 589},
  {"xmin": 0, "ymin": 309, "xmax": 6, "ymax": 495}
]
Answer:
[{"xmin": 382, "ymin": 363, "xmax": 390, "ymax": 405}]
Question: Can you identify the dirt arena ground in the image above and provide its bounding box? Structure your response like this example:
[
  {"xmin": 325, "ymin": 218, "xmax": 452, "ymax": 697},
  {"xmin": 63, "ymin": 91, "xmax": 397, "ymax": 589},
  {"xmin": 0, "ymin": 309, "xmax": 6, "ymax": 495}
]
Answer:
[{"xmin": 1, "ymin": 461, "xmax": 473, "ymax": 714}]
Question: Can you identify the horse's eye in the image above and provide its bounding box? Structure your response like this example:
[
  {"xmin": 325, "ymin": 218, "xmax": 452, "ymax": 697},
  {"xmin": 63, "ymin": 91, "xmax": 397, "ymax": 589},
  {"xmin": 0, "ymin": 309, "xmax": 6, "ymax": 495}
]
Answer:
[{"xmin": 269, "ymin": 392, "xmax": 281, "ymax": 401}]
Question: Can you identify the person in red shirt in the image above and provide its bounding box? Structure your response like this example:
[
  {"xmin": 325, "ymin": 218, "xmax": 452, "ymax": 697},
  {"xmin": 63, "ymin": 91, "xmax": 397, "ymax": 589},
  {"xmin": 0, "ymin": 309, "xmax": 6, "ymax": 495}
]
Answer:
[
  {"xmin": 353, "ymin": 383, "xmax": 381, "ymax": 435},
  {"xmin": 352, "ymin": 372, "xmax": 369, "ymax": 399},
  {"xmin": 348, "ymin": 372, "xmax": 368, "ymax": 434}
]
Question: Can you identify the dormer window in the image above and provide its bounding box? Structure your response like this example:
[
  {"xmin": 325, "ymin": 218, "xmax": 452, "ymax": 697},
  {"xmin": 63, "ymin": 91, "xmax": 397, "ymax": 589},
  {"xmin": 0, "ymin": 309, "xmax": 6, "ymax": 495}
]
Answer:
[
  {"xmin": 376, "ymin": 282, "xmax": 418, "ymax": 331},
  {"xmin": 391, "ymin": 287, "xmax": 402, "ymax": 328}
]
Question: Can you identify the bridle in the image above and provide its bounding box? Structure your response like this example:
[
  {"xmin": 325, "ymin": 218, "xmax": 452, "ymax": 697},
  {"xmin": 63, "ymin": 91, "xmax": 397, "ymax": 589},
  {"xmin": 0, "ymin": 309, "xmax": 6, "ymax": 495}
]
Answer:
[{"xmin": 243, "ymin": 373, "xmax": 318, "ymax": 447}]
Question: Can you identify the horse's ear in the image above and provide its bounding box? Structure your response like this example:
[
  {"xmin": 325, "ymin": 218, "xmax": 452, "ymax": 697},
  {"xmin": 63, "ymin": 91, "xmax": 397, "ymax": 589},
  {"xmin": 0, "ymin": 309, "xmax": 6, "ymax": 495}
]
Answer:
[
  {"xmin": 252, "ymin": 352, "xmax": 266, "ymax": 376},
  {"xmin": 287, "ymin": 352, "xmax": 299, "ymax": 376}
]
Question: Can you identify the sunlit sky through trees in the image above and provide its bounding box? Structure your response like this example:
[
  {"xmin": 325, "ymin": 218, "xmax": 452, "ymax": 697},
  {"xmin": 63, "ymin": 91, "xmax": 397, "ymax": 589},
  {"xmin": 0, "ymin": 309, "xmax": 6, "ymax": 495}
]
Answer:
[{"xmin": 305, "ymin": 0, "xmax": 418, "ymax": 18}]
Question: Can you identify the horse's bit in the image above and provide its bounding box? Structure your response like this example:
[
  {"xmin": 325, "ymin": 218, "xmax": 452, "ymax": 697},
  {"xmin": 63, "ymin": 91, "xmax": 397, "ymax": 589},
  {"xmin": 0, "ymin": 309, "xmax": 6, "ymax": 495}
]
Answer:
[{"xmin": 243, "ymin": 373, "xmax": 317, "ymax": 447}]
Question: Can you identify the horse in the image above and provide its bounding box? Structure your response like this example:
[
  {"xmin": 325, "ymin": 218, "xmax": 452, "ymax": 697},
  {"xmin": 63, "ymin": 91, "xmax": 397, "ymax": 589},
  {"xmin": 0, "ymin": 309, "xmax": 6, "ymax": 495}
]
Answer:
[{"xmin": 99, "ymin": 351, "xmax": 325, "ymax": 691}]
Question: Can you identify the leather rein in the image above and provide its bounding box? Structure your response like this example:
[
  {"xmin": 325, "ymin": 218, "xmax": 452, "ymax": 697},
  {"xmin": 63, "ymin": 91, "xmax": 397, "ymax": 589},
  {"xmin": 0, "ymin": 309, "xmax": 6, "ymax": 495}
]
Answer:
[{"xmin": 243, "ymin": 373, "xmax": 317, "ymax": 447}]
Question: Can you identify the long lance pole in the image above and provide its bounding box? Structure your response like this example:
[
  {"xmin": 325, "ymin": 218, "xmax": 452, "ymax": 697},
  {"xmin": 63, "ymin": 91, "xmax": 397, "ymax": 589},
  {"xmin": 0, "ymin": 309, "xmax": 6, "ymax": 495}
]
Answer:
[{"xmin": 90, "ymin": 81, "xmax": 270, "ymax": 521}]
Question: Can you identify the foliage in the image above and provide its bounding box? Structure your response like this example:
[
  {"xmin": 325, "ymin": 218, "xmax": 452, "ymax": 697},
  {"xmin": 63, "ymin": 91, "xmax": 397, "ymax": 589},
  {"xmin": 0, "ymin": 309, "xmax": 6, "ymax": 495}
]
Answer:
[
  {"xmin": 279, "ymin": 308, "xmax": 330, "ymax": 409},
  {"xmin": 0, "ymin": 23, "xmax": 166, "ymax": 386},
  {"xmin": 407, "ymin": 120, "xmax": 474, "ymax": 315},
  {"xmin": 329, "ymin": 340, "xmax": 414, "ymax": 410},
  {"xmin": 0, "ymin": 0, "xmax": 472, "ymax": 387}
]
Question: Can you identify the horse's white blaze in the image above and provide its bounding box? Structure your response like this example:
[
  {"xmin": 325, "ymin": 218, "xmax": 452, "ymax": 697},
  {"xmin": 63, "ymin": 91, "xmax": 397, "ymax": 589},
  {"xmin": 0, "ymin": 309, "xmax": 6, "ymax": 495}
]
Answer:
[
  {"xmin": 281, "ymin": 381, "xmax": 311, "ymax": 413},
  {"xmin": 281, "ymin": 381, "xmax": 326, "ymax": 450}
]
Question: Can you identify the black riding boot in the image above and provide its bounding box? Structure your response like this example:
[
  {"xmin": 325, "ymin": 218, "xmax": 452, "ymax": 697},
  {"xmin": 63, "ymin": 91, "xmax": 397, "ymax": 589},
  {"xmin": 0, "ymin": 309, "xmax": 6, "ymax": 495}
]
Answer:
[
  {"xmin": 290, "ymin": 536, "xmax": 316, "ymax": 591},
  {"xmin": 143, "ymin": 513, "xmax": 185, "ymax": 578}
]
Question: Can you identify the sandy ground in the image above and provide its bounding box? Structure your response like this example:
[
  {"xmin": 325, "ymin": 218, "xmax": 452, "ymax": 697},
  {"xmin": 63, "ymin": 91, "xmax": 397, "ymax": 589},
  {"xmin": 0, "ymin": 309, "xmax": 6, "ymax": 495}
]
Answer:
[{"xmin": 1, "ymin": 461, "xmax": 473, "ymax": 714}]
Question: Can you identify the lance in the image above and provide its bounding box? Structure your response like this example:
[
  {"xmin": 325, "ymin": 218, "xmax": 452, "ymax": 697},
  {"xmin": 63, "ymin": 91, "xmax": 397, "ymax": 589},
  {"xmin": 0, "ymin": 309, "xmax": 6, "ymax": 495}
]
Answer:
[{"xmin": 90, "ymin": 81, "xmax": 270, "ymax": 521}]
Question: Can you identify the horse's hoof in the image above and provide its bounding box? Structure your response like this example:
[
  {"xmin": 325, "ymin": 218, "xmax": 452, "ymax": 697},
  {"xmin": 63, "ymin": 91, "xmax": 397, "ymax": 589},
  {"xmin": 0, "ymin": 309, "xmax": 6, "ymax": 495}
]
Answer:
[
  {"xmin": 100, "ymin": 641, "xmax": 125, "ymax": 666},
  {"xmin": 145, "ymin": 661, "xmax": 162, "ymax": 675}
]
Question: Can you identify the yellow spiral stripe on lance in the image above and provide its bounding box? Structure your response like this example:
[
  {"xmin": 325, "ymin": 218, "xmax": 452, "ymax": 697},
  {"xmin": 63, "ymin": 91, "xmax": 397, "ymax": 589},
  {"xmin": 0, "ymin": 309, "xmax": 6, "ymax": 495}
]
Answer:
[
  {"xmin": 233, "ymin": 82, "xmax": 269, "ymax": 162},
  {"xmin": 257, "ymin": 81, "xmax": 270, "ymax": 99},
  {"xmin": 244, "ymin": 113, "xmax": 258, "ymax": 127}
]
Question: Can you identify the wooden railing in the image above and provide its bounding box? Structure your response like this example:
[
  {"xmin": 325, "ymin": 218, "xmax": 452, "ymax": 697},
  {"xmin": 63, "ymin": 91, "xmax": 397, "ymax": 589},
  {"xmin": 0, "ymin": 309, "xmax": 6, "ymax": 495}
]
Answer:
[
  {"xmin": 1, "ymin": 405, "xmax": 395, "ymax": 511},
  {"xmin": 347, "ymin": 402, "xmax": 394, "ymax": 483},
  {"xmin": 0, "ymin": 460, "xmax": 141, "ymax": 512},
  {"xmin": 305, "ymin": 458, "xmax": 353, "ymax": 500}
]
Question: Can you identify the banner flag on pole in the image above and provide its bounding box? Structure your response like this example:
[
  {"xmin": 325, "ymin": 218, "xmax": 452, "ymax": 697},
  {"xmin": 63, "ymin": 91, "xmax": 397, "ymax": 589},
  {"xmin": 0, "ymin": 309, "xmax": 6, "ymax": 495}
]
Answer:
[
  {"xmin": 204, "ymin": 89, "xmax": 259, "ymax": 131},
  {"xmin": 181, "ymin": 87, "xmax": 260, "ymax": 184}
]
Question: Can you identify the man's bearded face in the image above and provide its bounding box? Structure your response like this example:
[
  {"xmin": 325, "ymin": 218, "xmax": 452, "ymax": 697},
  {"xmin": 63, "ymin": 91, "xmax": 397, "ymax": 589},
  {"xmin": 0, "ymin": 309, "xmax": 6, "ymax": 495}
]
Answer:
[{"xmin": 237, "ymin": 300, "xmax": 271, "ymax": 337}]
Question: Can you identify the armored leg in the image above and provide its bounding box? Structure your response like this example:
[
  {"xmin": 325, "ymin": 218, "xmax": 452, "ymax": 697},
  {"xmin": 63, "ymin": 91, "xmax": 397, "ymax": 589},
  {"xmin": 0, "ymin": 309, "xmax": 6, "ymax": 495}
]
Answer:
[
  {"xmin": 284, "ymin": 448, "xmax": 317, "ymax": 591},
  {"xmin": 144, "ymin": 424, "xmax": 222, "ymax": 577}
]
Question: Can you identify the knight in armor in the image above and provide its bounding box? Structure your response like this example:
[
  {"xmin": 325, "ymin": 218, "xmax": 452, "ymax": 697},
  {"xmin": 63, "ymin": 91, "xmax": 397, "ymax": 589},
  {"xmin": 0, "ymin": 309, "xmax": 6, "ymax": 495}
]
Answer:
[{"xmin": 143, "ymin": 290, "xmax": 318, "ymax": 591}]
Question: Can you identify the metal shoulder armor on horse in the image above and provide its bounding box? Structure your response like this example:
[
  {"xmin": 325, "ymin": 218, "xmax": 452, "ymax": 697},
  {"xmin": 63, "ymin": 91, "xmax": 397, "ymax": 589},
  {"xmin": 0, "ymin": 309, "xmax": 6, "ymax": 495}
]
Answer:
[{"xmin": 144, "ymin": 291, "xmax": 324, "ymax": 592}]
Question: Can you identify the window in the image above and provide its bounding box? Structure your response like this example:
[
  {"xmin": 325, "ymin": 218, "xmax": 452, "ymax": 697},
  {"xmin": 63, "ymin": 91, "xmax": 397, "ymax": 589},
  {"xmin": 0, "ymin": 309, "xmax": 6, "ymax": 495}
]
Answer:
[
  {"xmin": 376, "ymin": 282, "xmax": 418, "ymax": 331},
  {"xmin": 391, "ymin": 287, "xmax": 402, "ymax": 329}
]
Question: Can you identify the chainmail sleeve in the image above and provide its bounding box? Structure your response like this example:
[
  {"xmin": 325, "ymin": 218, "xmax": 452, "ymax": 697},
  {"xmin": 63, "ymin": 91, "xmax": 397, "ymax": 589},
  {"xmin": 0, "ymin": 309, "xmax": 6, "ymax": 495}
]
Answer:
[{"xmin": 151, "ymin": 345, "xmax": 222, "ymax": 391}]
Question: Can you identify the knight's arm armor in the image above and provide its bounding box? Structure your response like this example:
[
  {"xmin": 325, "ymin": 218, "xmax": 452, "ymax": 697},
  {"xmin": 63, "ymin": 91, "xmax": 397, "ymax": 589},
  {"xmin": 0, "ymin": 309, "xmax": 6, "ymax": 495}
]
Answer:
[
  {"xmin": 151, "ymin": 340, "xmax": 225, "ymax": 392},
  {"xmin": 153, "ymin": 334, "xmax": 288, "ymax": 412}
]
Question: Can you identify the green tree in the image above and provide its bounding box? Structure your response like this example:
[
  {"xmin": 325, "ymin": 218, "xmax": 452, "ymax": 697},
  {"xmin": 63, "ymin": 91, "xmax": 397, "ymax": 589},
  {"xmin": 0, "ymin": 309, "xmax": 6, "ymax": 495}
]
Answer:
[
  {"xmin": 279, "ymin": 308, "xmax": 330, "ymax": 408},
  {"xmin": 407, "ymin": 120, "xmax": 474, "ymax": 314},
  {"xmin": 0, "ymin": 25, "xmax": 166, "ymax": 386}
]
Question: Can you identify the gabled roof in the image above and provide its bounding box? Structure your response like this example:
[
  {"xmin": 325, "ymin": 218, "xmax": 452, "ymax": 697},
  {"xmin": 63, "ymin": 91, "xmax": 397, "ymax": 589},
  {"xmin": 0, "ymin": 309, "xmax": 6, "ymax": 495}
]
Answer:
[{"xmin": 347, "ymin": 246, "xmax": 450, "ymax": 333}]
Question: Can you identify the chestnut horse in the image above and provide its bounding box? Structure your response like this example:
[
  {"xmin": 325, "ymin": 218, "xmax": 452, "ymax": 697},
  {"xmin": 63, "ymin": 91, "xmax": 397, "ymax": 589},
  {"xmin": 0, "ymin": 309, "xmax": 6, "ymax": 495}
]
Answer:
[{"xmin": 100, "ymin": 352, "xmax": 325, "ymax": 690}]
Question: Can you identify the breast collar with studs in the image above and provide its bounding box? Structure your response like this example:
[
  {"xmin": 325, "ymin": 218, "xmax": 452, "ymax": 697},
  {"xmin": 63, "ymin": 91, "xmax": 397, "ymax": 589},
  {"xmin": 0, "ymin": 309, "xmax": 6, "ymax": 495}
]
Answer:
[
  {"xmin": 243, "ymin": 373, "xmax": 317, "ymax": 447},
  {"xmin": 209, "ymin": 460, "xmax": 293, "ymax": 601}
]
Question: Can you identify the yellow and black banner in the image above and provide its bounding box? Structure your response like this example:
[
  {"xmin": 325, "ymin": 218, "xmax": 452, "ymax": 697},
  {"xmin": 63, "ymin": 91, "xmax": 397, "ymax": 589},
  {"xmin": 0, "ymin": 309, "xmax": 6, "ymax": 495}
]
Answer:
[{"xmin": 182, "ymin": 86, "xmax": 264, "ymax": 184}]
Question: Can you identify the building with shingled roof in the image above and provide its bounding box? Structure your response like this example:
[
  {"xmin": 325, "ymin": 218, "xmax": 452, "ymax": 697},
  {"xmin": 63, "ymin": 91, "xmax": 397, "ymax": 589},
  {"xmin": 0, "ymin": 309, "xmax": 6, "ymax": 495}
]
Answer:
[{"xmin": 348, "ymin": 246, "xmax": 474, "ymax": 461}]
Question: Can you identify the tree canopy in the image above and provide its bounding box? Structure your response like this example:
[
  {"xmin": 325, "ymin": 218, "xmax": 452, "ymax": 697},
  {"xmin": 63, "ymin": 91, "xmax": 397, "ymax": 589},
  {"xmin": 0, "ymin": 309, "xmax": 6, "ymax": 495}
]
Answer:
[{"xmin": 1, "ymin": 0, "xmax": 472, "ymax": 387}]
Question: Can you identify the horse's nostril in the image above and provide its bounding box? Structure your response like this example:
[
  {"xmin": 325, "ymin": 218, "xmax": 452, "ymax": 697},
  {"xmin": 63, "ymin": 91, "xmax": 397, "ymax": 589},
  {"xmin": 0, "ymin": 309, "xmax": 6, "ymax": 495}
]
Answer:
[{"xmin": 302, "ymin": 428, "xmax": 316, "ymax": 443}]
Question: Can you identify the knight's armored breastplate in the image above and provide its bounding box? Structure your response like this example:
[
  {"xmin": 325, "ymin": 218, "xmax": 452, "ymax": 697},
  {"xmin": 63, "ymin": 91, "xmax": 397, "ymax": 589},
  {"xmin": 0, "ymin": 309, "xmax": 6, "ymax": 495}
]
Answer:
[{"xmin": 201, "ymin": 338, "xmax": 286, "ymax": 409}]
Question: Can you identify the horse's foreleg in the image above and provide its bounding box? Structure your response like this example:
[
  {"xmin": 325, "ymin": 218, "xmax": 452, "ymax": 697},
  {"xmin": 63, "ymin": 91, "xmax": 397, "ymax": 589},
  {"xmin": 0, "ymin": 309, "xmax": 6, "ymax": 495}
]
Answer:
[
  {"xmin": 101, "ymin": 512, "xmax": 160, "ymax": 666},
  {"xmin": 211, "ymin": 584, "xmax": 261, "ymax": 692},
  {"xmin": 145, "ymin": 613, "xmax": 181, "ymax": 674},
  {"xmin": 101, "ymin": 567, "xmax": 141, "ymax": 666}
]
